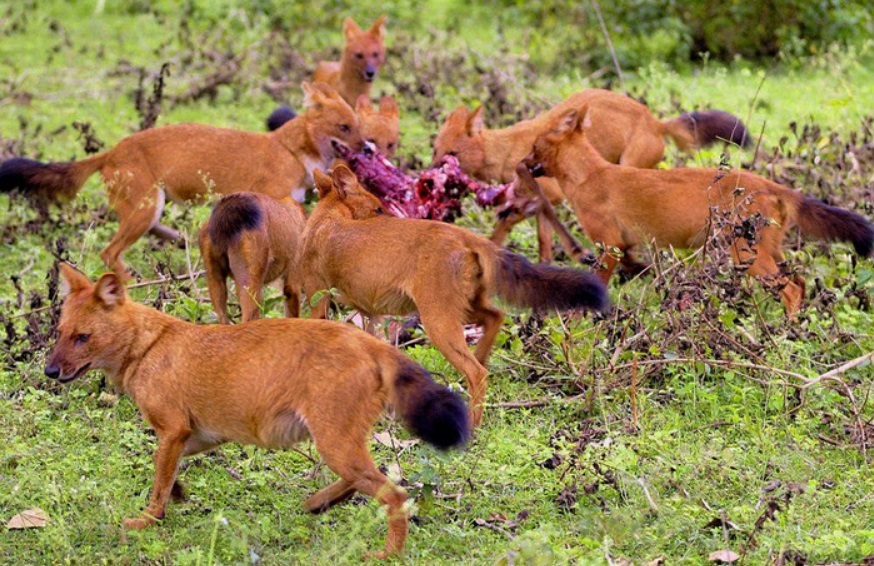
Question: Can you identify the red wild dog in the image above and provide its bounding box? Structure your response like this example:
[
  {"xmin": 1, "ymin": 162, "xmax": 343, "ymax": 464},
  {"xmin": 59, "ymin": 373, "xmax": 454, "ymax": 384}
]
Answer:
[
  {"xmin": 355, "ymin": 94, "xmax": 400, "ymax": 158},
  {"xmin": 313, "ymin": 15, "xmax": 387, "ymax": 106},
  {"xmin": 0, "ymin": 82, "xmax": 364, "ymax": 276},
  {"xmin": 199, "ymin": 192, "xmax": 307, "ymax": 323},
  {"xmin": 433, "ymin": 89, "xmax": 750, "ymax": 262},
  {"xmin": 266, "ymin": 94, "xmax": 400, "ymax": 160},
  {"xmin": 300, "ymin": 166, "xmax": 609, "ymax": 427},
  {"xmin": 45, "ymin": 263, "xmax": 468, "ymax": 558},
  {"xmin": 523, "ymin": 105, "xmax": 874, "ymax": 315}
]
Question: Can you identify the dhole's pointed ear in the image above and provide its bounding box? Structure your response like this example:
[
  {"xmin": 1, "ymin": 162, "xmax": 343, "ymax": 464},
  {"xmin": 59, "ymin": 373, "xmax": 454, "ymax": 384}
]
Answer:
[
  {"xmin": 369, "ymin": 14, "xmax": 386, "ymax": 38},
  {"xmin": 301, "ymin": 82, "xmax": 322, "ymax": 109},
  {"xmin": 466, "ymin": 106, "xmax": 485, "ymax": 135},
  {"xmin": 331, "ymin": 165, "xmax": 358, "ymax": 199},
  {"xmin": 313, "ymin": 169, "xmax": 333, "ymax": 199},
  {"xmin": 343, "ymin": 17, "xmax": 363, "ymax": 39},
  {"xmin": 378, "ymin": 96, "xmax": 399, "ymax": 117},
  {"xmin": 577, "ymin": 104, "xmax": 591, "ymax": 131},
  {"xmin": 554, "ymin": 108, "xmax": 580, "ymax": 134},
  {"xmin": 94, "ymin": 273, "xmax": 126, "ymax": 307},
  {"xmin": 355, "ymin": 94, "xmax": 374, "ymax": 114},
  {"xmin": 446, "ymin": 105, "xmax": 469, "ymax": 123},
  {"xmin": 58, "ymin": 262, "xmax": 92, "ymax": 297}
]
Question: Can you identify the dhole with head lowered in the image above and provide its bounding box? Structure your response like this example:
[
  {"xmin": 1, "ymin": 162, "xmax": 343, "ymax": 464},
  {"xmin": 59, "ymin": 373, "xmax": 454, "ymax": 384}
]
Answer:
[
  {"xmin": 0, "ymin": 82, "xmax": 363, "ymax": 276},
  {"xmin": 433, "ymin": 89, "xmax": 750, "ymax": 262},
  {"xmin": 199, "ymin": 192, "xmax": 307, "ymax": 323},
  {"xmin": 300, "ymin": 166, "xmax": 609, "ymax": 427},
  {"xmin": 266, "ymin": 94, "xmax": 400, "ymax": 159},
  {"xmin": 523, "ymin": 106, "xmax": 874, "ymax": 315},
  {"xmin": 45, "ymin": 263, "xmax": 468, "ymax": 558}
]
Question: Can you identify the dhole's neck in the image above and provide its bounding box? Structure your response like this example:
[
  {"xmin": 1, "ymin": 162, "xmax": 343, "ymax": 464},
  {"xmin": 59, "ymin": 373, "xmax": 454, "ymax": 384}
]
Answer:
[
  {"xmin": 271, "ymin": 112, "xmax": 322, "ymax": 163},
  {"xmin": 481, "ymin": 121, "xmax": 545, "ymax": 182},
  {"xmin": 552, "ymin": 133, "xmax": 611, "ymax": 188},
  {"xmin": 337, "ymin": 59, "xmax": 370, "ymax": 102},
  {"xmin": 110, "ymin": 303, "xmax": 180, "ymax": 394}
]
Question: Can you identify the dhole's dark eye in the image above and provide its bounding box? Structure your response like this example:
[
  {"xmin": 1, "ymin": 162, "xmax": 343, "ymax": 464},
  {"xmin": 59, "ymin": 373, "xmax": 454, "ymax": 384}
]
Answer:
[
  {"xmin": 387, "ymin": 142, "xmax": 395, "ymax": 150},
  {"xmin": 448, "ymin": 150, "xmax": 457, "ymax": 156},
  {"xmin": 75, "ymin": 333, "xmax": 90, "ymax": 345},
  {"xmin": 339, "ymin": 124, "xmax": 350, "ymax": 133},
  {"xmin": 376, "ymin": 207, "xmax": 385, "ymax": 215},
  {"xmin": 355, "ymin": 52, "xmax": 364, "ymax": 59}
]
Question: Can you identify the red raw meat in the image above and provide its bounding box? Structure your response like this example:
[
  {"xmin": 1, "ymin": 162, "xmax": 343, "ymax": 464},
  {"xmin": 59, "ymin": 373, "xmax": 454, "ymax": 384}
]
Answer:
[{"xmin": 337, "ymin": 146, "xmax": 514, "ymax": 222}]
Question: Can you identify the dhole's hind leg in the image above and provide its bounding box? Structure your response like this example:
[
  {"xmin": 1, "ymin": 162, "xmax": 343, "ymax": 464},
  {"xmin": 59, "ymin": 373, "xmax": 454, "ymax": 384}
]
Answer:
[
  {"xmin": 282, "ymin": 271, "xmax": 301, "ymax": 319},
  {"xmin": 419, "ymin": 308, "xmax": 489, "ymax": 427},
  {"xmin": 230, "ymin": 246, "xmax": 268, "ymax": 323},
  {"xmin": 309, "ymin": 428, "xmax": 408, "ymax": 557},
  {"xmin": 619, "ymin": 135, "xmax": 665, "ymax": 169},
  {"xmin": 731, "ymin": 231, "xmax": 803, "ymax": 316},
  {"xmin": 470, "ymin": 296, "xmax": 504, "ymax": 367},
  {"xmin": 199, "ymin": 235, "xmax": 232, "ymax": 324},
  {"xmin": 102, "ymin": 181, "xmax": 166, "ymax": 277}
]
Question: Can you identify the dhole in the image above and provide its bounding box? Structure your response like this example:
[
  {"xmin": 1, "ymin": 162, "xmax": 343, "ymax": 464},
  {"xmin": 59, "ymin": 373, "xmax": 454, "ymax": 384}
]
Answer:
[
  {"xmin": 300, "ymin": 166, "xmax": 609, "ymax": 427},
  {"xmin": 523, "ymin": 106, "xmax": 874, "ymax": 315},
  {"xmin": 0, "ymin": 82, "xmax": 363, "ymax": 276},
  {"xmin": 314, "ymin": 15, "xmax": 387, "ymax": 106},
  {"xmin": 433, "ymin": 89, "xmax": 750, "ymax": 262},
  {"xmin": 267, "ymin": 94, "xmax": 400, "ymax": 159},
  {"xmin": 199, "ymin": 192, "xmax": 307, "ymax": 323},
  {"xmin": 46, "ymin": 263, "xmax": 468, "ymax": 558}
]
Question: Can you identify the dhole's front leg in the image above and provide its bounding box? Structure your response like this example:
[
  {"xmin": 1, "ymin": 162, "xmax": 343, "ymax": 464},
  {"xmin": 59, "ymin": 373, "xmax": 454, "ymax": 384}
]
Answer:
[{"xmin": 124, "ymin": 429, "xmax": 190, "ymax": 529}]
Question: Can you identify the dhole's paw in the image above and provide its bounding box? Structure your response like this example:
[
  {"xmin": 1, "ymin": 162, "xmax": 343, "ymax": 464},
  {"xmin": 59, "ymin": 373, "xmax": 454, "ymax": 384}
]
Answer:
[
  {"xmin": 122, "ymin": 512, "xmax": 161, "ymax": 530},
  {"xmin": 363, "ymin": 549, "xmax": 393, "ymax": 560}
]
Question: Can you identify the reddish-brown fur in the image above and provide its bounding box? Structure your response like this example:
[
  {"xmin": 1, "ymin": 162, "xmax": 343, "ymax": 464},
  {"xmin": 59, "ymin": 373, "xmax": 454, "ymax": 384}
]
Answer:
[
  {"xmin": 45, "ymin": 263, "xmax": 468, "ymax": 558},
  {"xmin": 300, "ymin": 166, "xmax": 607, "ymax": 426},
  {"xmin": 356, "ymin": 95, "xmax": 400, "ymax": 158},
  {"xmin": 313, "ymin": 16, "xmax": 387, "ymax": 106},
  {"xmin": 199, "ymin": 192, "xmax": 307, "ymax": 323},
  {"xmin": 0, "ymin": 83, "xmax": 363, "ymax": 276},
  {"xmin": 524, "ymin": 106, "xmax": 874, "ymax": 315},
  {"xmin": 433, "ymin": 89, "xmax": 746, "ymax": 262}
]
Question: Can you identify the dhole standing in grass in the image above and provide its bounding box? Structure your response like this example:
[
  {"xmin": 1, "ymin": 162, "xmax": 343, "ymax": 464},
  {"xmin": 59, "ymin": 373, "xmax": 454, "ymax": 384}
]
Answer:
[
  {"xmin": 266, "ymin": 16, "xmax": 387, "ymax": 129},
  {"xmin": 199, "ymin": 192, "xmax": 307, "ymax": 323},
  {"xmin": 300, "ymin": 166, "xmax": 609, "ymax": 427},
  {"xmin": 45, "ymin": 263, "xmax": 468, "ymax": 558},
  {"xmin": 0, "ymin": 82, "xmax": 364, "ymax": 276},
  {"xmin": 434, "ymin": 89, "xmax": 749, "ymax": 263},
  {"xmin": 523, "ymin": 106, "xmax": 874, "ymax": 315}
]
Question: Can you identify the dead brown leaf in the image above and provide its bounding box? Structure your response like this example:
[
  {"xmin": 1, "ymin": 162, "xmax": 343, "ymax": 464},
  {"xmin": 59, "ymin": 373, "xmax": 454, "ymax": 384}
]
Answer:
[{"xmin": 6, "ymin": 508, "xmax": 48, "ymax": 529}]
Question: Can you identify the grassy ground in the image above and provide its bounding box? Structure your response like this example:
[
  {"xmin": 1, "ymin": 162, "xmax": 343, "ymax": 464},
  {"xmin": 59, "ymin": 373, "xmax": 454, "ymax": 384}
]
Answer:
[{"xmin": 1, "ymin": 1, "xmax": 873, "ymax": 564}]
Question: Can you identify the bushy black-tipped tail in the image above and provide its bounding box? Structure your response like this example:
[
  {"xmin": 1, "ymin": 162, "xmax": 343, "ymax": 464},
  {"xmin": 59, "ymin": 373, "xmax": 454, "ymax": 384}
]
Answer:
[
  {"xmin": 206, "ymin": 193, "xmax": 263, "ymax": 255},
  {"xmin": 392, "ymin": 359, "xmax": 469, "ymax": 450},
  {"xmin": 266, "ymin": 105, "xmax": 297, "ymax": 131},
  {"xmin": 0, "ymin": 155, "xmax": 102, "ymax": 204},
  {"xmin": 495, "ymin": 250, "xmax": 610, "ymax": 313},
  {"xmin": 668, "ymin": 110, "xmax": 751, "ymax": 148},
  {"xmin": 797, "ymin": 196, "xmax": 873, "ymax": 257}
]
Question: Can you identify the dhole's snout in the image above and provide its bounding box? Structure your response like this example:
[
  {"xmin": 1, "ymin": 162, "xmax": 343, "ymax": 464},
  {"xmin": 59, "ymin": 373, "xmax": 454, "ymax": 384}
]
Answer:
[
  {"xmin": 44, "ymin": 362, "xmax": 61, "ymax": 379},
  {"xmin": 363, "ymin": 65, "xmax": 377, "ymax": 82},
  {"xmin": 521, "ymin": 153, "xmax": 546, "ymax": 177}
]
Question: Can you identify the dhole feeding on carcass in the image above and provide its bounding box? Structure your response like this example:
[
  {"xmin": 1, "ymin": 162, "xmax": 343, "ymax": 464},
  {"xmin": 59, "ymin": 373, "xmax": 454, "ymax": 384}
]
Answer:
[
  {"xmin": 523, "ymin": 105, "xmax": 873, "ymax": 315},
  {"xmin": 433, "ymin": 89, "xmax": 750, "ymax": 263},
  {"xmin": 299, "ymin": 165, "xmax": 609, "ymax": 427}
]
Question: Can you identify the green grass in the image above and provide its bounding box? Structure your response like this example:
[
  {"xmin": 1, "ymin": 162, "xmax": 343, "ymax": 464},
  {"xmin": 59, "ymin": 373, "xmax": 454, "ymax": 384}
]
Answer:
[{"xmin": 1, "ymin": 1, "xmax": 873, "ymax": 564}]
